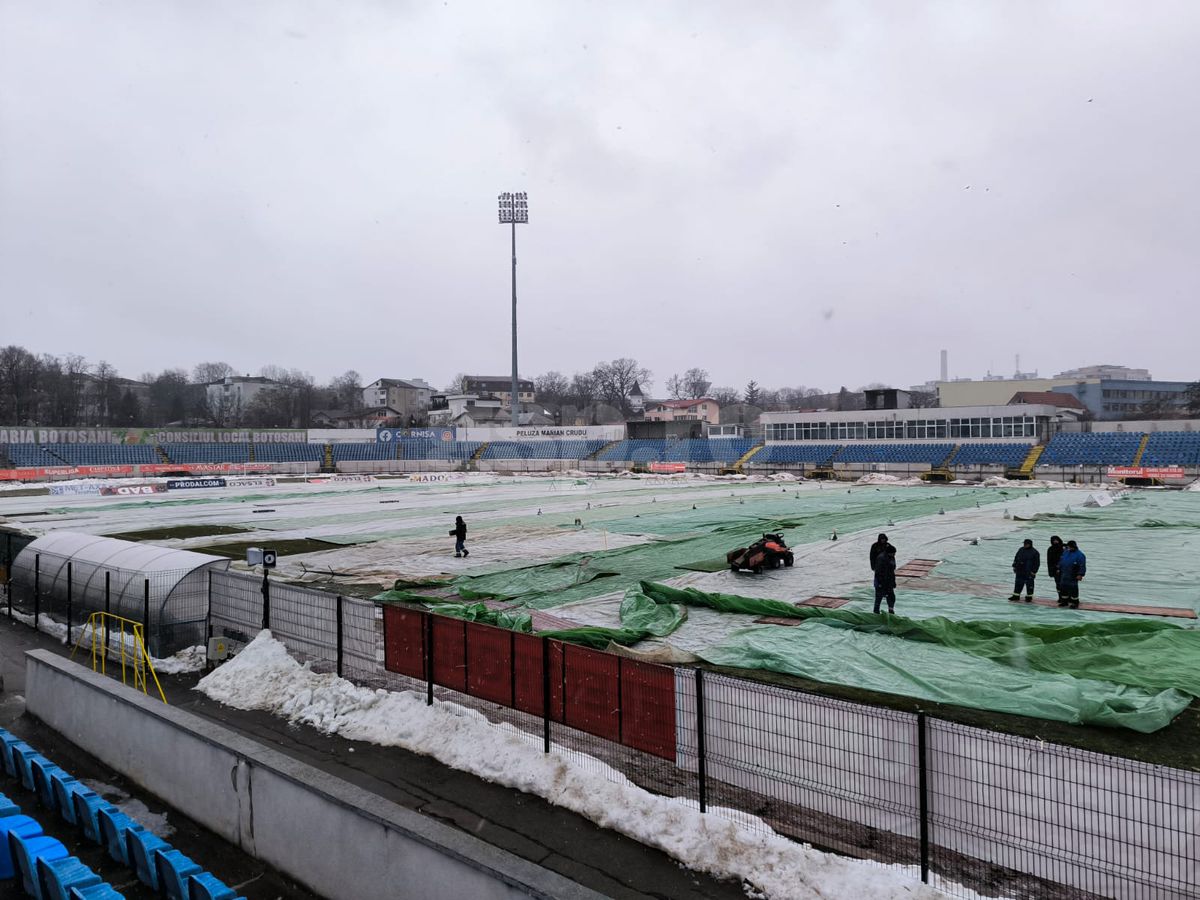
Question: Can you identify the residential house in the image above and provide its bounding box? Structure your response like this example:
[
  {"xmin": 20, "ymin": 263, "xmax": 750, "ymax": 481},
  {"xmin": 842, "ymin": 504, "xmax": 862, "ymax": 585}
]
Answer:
[
  {"xmin": 644, "ymin": 398, "xmax": 720, "ymax": 425},
  {"xmin": 362, "ymin": 378, "xmax": 433, "ymax": 424},
  {"xmin": 461, "ymin": 375, "xmax": 535, "ymax": 407}
]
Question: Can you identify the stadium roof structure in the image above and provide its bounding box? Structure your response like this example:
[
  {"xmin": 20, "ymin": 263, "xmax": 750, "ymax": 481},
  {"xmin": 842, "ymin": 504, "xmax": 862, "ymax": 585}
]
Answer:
[{"xmin": 1008, "ymin": 391, "xmax": 1087, "ymax": 410}]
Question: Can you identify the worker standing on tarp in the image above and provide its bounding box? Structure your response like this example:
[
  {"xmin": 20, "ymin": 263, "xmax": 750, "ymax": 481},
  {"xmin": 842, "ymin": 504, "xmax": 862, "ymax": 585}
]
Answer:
[
  {"xmin": 1058, "ymin": 540, "xmax": 1086, "ymax": 609},
  {"xmin": 869, "ymin": 533, "xmax": 895, "ymax": 572},
  {"xmin": 873, "ymin": 548, "xmax": 897, "ymax": 614},
  {"xmin": 1009, "ymin": 539, "xmax": 1041, "ymax": 603},
  {"xmin": 451, "ymin": 515, "xmax": 469, "ymax": 558},
  {"xmin": 1047, "ymin": 535, "xmax": 1065, "ymax": 601}
]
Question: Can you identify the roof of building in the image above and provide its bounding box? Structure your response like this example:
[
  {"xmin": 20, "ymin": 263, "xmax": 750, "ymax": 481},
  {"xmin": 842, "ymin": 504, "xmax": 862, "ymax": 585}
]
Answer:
[
  {"xmin": 649, "ymin": 398, "xmax": 717, "ymax": 409},
  {"xmin": 1008, "ymin": 391, "xmax": 1086, "ymax": 410},
  {"xmin": 464, "ymin": 375, "xmax": 535, "ymax": 388},
  {"xmin": 367, "ymin": 378, "xmax": 432, "ymax": 391},
  {"xmin": 334, "ymin": 405, "xmax": 403, "ymax": 420}
]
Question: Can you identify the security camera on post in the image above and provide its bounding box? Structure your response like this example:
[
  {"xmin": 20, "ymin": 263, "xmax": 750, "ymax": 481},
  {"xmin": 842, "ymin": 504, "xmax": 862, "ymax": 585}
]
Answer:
[{"xmin": 247, "ymin": 547, "xmax": 278, "ymax": 630}]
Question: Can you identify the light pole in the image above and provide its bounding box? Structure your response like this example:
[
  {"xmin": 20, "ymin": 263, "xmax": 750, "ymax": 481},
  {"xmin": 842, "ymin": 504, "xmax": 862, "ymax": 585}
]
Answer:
[{"xmin": 498, "ymin": 192, "xmax": 528, "ymax": 427}]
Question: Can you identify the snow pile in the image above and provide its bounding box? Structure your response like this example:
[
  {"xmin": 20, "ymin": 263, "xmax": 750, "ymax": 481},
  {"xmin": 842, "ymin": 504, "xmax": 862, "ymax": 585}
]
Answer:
[
  {"xmin": 198, "ymin": 632, "xmax": 941, "ymax": 900},
  {"xmin": 9, "ymin": 610, "xmax": 204, "ymax": 673},
  {"xmin": 855, "ymin": 473, "xmax": 922, "ymax": 486}
]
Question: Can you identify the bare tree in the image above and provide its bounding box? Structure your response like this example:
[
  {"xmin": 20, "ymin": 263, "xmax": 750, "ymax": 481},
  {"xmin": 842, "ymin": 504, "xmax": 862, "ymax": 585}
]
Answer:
[
  {"xmin": 146, "ymin": 369, "xmax": 192, "ymax": 424},
  {"xmin": 89, "ymin": 360, "xmax": 121, "ymax": 425},
  {"xmin": 0, "ymin": 345, "xmax": 43, "ymax": 424},
  {"xmin": 683, "ymin": 367, "xmax": 711, "ymax": 398},
  {"xmin": 665, "ymin": 373, "xmax": 685, "ymax": 399},
  {"xmin": 710, "ymin": 386, "xmax": 741, "ymax": 406},
  {"xmin": 535, "ymin": 371, "xmax": 569, "ymax": 406},
  {"xmin": 444, "ymin": 373, "xmax": 468, "ymax": 393},
  {"xmin": 592, "ymin": 358, "xmax": 651, "ymax": 414},
  {"xmin": 329, "ymin": 370, "xmax": 362, "ymax": 409},
  {"xmin": 192, "ymin": 361, "xmax": 235, "ymax": 385}
]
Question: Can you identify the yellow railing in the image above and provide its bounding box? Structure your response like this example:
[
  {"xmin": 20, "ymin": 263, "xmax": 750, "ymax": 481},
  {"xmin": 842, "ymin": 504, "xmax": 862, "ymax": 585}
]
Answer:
[{"xmin": 70, "ymin": 612, "xmax": 167, "ymax": 704}]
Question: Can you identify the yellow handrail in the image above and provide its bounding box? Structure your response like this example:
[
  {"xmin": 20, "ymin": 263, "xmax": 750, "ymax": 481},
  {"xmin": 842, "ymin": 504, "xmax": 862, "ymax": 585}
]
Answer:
[{"xmin": 70, "ymin": 612, "xmax": 168, "ymax": 704}]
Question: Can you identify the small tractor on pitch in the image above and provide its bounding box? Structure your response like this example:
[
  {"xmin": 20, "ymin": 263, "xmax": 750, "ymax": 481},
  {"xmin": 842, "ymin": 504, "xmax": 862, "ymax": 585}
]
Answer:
[{"xmin": 727, "ymin": 533, "xmax": 794, "ymax": 574}]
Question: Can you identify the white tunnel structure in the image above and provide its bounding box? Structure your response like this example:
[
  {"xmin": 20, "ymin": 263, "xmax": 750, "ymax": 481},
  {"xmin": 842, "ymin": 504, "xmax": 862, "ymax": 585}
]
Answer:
[{"xmin": 11, "ymin": 532, "xmax": 230, "ymax": 654}]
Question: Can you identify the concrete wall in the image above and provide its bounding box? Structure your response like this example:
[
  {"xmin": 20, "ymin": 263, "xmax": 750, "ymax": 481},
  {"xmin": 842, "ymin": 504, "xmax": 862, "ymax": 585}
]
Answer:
[{"xmin": 23, "ymin": 651, "xmax": 602, "ymax": 900}]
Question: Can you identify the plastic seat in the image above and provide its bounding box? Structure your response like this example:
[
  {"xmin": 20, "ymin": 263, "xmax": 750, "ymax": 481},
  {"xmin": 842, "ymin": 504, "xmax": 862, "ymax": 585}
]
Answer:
[
  {"xmin": 38, "ymin": 856, "xmax": 102, "ymax": 900},
  {"xmin": 125, "ymin": 828, "xmax": 169, "ymax": 889},
  {"xmin": 30, "ymin": 758, "xmax": 72, "ymax": 811},
  {"xmin": 96, "ymin": 808, "xmax": 137, "ymax": 864},
  {"xmin": 11, "ymin": 832, "xmax": 69, "ymax": 899},
  {"xmin": 0, "ymin": 815, "xmax": 43, "ymax": 878},
  {"xmin": 70, "ymin": 885, "xmax": 126, "ymax": 900},
  {"xmin": 0, "ymin": 729, "xmax": 24, "ymax": 776},
  {"xmin": 0, "ymin": 792, "xmax": 19, "ymax": 818},
  {"xmin": 50, "ymin": 778, "xmax": 83, "ymax": 826},
  {"xmin": 188, "ymin": 871, "xmax": 239, "ymax": 900},
  {"xmin": 154, "ymin": 848, "xmax": 202, "ymax": 900},
  {"xmin": 70, "ymin": 792, "xmax": 114, "ymax": 844},
  {"xmin": 11, "ymin": 744, "xmax": 39, "ymax": 790}
]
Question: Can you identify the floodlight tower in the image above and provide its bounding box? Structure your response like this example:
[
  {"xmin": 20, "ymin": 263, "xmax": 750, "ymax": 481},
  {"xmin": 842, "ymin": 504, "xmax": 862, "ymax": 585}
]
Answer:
[{"xmin": 498, "ymin": 192, "xmax": 529, "ymax": 427}]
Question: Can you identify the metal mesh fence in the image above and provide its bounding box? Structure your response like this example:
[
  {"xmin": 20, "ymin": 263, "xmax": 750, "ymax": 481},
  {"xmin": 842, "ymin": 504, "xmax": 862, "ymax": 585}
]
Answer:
[{"xmin": 4, "ymin": 561, "xmax": 1179, "ymax": 899}]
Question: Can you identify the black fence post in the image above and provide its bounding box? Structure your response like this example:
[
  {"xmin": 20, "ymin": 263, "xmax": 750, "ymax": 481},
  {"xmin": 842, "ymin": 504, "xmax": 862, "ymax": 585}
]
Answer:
[
  {"xmin": 34, "ymin": 554, "xmax": 40, "ymax": 630},
  {"xmin": 695, "ymin": 667, "xmax": 708, "ymax": 814},
  {"xmin": 261, "ymin": 567, "xmax": 271, "ymax": 631},
  {"xmin": 65, "ymin": 561, "xmax": 73, "ymax": 646},
  {"xmin": 424, "ymin": 612, "xmax": 435, "ymax": 706},
  {"xmin": 143, "ymin": 578, "xmax": 150, "ymax": 637},
  {"xmin": 541, "ymin": 636, "xmax": 551, "ymax": 754},
  {"xmin": 917, "ymin": 711, "xmax": 931, "ymax": 884},
  {"xmin": 104, "ymin": 571, "xmax": 111, "ymax": 658},
  {"xmin": 3, "ymin": 532, "xmax": 10, "ymax": 619},
  {"xmin": 335, "ymin": 595, "xmax": 344, "ymax": 678}
]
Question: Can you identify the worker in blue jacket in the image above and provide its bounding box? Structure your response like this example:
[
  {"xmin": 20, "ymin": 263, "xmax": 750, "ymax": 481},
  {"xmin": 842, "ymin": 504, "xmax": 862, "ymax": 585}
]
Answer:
[
  {"xmin": 1057, "ymin": 540, "xmax": 1086, "ymax": 609},
  {"xmin": 1008, "ymin": 539, "xmax": 1040, "ymax": 603}
]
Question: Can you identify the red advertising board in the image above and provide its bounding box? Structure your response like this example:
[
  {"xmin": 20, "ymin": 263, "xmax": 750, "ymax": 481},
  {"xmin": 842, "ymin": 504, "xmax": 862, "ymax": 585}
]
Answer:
[
  {"xmin": 648, "ymin": 462, "xmax": 687, "ymax": 473},
  {"xmin": 1107, "ymin": 466, "xmax": 1186, "ymax": 479},
  {"xmin": 0, "ymin": 461, "xmax": 275, "ymax": 481}
]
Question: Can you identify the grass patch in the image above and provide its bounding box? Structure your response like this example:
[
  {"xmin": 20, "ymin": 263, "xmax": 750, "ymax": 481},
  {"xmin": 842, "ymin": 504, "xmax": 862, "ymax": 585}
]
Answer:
[
  {"xmin": 105, "ymin": 524, "xmax": 251, "ymax": 542},
  {"xmin": 191, "ymin": 537, "xmax": 349, "ymax": 559}
]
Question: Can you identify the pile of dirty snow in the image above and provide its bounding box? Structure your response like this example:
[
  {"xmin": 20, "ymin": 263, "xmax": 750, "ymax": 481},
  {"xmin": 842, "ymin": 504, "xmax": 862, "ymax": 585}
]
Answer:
[{"xmin": 197, "ymin": 631, "xmax": 942, "ymax": 900}]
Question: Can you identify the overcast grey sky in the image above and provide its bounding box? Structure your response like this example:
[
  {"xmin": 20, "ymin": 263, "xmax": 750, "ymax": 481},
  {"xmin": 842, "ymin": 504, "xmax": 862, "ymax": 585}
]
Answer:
[{"xmin": 2, "ymin": 1, "xmax": 1198, "ymax": 394}]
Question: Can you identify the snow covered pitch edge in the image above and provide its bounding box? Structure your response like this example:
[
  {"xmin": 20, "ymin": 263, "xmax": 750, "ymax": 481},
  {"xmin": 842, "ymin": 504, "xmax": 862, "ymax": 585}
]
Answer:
[{"xmin": 197, "ymin": 631, "xmax": 941, "ymax": 900}]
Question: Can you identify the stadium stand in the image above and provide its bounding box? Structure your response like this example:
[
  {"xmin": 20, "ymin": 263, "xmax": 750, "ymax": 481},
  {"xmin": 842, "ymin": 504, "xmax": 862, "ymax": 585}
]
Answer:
[
  {"xmin": 3, "ymin": 445, "xmax": 69, "ymax": 467},
  {"xmin": 161, "ymin": 443, "xmax": 252, "ymax": 464},
  {"xmin": 1038, "ymin": 432, "xmax": 1143, "ymax": 466},
  {"xmin": 399, "ymin": 440, "xmax": 484, "ymax": 461},
  {"xmin": 0, "ymin": 726, "xmax": 245, "ymax": 899},
  {"xmin": 249, "ymin": 442, "xmax": 324, "ymax": 463},
  {"xmin": 480, "ymin": 440, "xmax": 609, "ymax": 460},
  {"xmin": 834, "ymin": 443, "xmax": 955, "ymax": 465},
  {"xmin": 950, "ymin": 443, "xmax": 1034, "ymax": 467},
  {"xmin": 661, "ymin": 439, "xmax": 755, "ymax": 463},
  {"xmin": 331, "ymin": 442, "xmax": 396, "ymax": 461},
  {"xmin": 37, "ymin": 443, "xmax": 160, "ymax": 466},
  {"xmin": 1139, "ymin": 432, "xmax": 1200, "ymax": 467},
  {"xmin": 595, "ymin": 440, "xmax": 670, "ymax": 462},
  {"xmin": 749, "ymin": 444, "xmax": 840, "ymax": 466}
]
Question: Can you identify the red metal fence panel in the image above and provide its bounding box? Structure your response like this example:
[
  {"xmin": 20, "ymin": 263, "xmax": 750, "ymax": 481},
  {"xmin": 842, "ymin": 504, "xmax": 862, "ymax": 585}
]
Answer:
[
  {"xmin": 432, "ymin": 615, "xmax": 467, "ymax": 691},
  {"xmin": 382, "ymin": 605, "xmax": 425, "ymax": 679},
  {"xmin": 620, "ymin": 658, "xmax": 677, "ymax": 760},
  {"xmin": 382, "ymin": 610, "xmax": 677, "ymax": 762}
]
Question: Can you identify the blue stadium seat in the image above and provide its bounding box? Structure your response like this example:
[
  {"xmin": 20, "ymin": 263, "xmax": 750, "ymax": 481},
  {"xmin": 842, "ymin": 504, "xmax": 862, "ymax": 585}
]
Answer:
[
  {"xmin": 37, "ymin": 855, "xmax": 103, "ymax": 900},
  {"xmin": 161, "ymin": 444, "xmax": 252, "ymax": 465},
  {"xmin": 188, "ymin": 870, "xmax": 239, "ymax": 900},
  {"xmin": 155, "ymin": 848, "xmax": 202, "ymax": 900},
  {"xmin": 39, "ymin": 444, "xmax": 159, "ymax": 466},
  {"xmin": 748, "ymin": 444, "xmax": 840, "ymax": 466},
  {"xmin": 70, "ymin": 792, "xmax": 114, "ymax": 844},
  {"xmin": 10, "ymin": 830, "xmax": 69, "ymax": 897},
  {"xmin": 96, "ymin": 808, "xmax": 136, "ymax": 865},
  {"xmin": 125, "ymin": 828, "xmax": 168, "ymax": 889},
  {"xmin": 11, "ymin": 744, "xmax": 38, "ymax": 791},
  {"xmin": 0, "ymin": 731, "xmax": 25, "ymax": 776},
  {"xmin": 330, "ymin": 442, "xmax": 396, "ymax": 461},
  {"xmin": 834, "ymin": 443, "xmax": 954, "ymax": 465},
  {"xmin": 952, "ymin": 443, "xmax": 1034, "ymax": 467},
  {"xmin": 0, "ymin": 815, "xmax": 42, "ymax": 878},
  {"xmin": 596, "ymin": 440, "xmax": 669, "ymax": 462},
  {"xmin": 1039, "ymin": 433, "xmax": 1143, "ymax": 466},
  {"xmin": 1140, "ymin": 432, "xmax": 1200, "ymax": 467},
  {"xmin": 249, "ymin": 443, "xmax": 323, "ymax": 463},
  {"xmin": 70, "ymin": 885, "xmax": 125, "ymax": 899},
  {"xmin": 29, "ymin": 758, "xmax": 72, "ymax": 811},
  {"xmin": 0, "ymin": 793, "xmax": 19, "ymax": 819}
]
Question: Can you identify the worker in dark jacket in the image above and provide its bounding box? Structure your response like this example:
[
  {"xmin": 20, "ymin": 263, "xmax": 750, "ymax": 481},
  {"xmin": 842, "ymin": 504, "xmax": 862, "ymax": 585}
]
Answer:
[
  {"xmin": 869, "ymin": 533, "xmax": 896, "ymax": 572},
  {"xmin": 1009, "ymin": 539, "xmax": 1041, "ymax": 603},
  {"xmin": 1058, "ymin": 540, "xmax": 1086, "ymax": 609},
  {"xmin": 1046, "ymin": 535, "xmax": 1065, "ymax": 600},
  {"xmin": 873, "ymin": 549, "xmax": 897, "ymax": 614},
  {"xmin": 451, "ymin": 515, "xmax": 468, "ymax": 558}
]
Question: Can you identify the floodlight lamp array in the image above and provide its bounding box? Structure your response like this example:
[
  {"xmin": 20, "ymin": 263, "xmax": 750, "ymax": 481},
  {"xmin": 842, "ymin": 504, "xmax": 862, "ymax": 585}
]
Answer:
[{"xmin": 498, "ymin": 191, "xmax": 529, "ymax": 223}]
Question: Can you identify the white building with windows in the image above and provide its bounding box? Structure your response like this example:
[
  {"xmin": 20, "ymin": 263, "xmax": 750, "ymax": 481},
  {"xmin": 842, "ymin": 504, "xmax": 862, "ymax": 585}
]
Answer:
[{"xmin": 760, "ymin": 404, "xmax": 1065, "ymax": 444}]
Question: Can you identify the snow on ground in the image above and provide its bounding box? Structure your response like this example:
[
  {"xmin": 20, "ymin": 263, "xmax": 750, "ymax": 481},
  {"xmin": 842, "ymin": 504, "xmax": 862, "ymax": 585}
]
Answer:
[
  {"xmin": 198, "ymin": 631, "xmax": 942, "ymax": 900},
  {"xmin": 83, "ymin": 779, "xmax": 176, "ymax": 839},
  {"xmin": 9, "ymin": 610, "xmax": 205, "ymax": 673}
]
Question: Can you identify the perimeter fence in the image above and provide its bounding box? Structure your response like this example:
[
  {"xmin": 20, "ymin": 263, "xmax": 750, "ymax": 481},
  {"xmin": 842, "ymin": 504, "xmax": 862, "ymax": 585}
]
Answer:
[{"xmin": 3, "ymin": 559, "xmax": 1195, "ymax": 899}]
